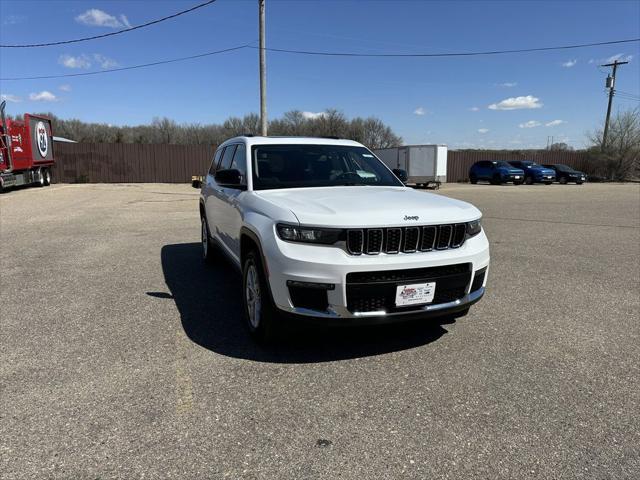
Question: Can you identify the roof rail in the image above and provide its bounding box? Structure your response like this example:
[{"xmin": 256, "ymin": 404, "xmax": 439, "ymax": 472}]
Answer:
[{"xmin": 320, "ymin": 135, "xmax": 341, "ymax": 140}]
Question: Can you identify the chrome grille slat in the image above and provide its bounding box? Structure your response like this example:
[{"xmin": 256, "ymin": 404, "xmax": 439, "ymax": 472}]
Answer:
[
  {"xmin": 451, "ymin": 224, "xmax": 467, "ymax": 248},
  {"xmin": 347, "ymin": 229, "xmax": 364, "ymax": 255},
  {"xmin": 386, "ymin": 228, "xmax": 402, "ymax": 254},
  {"xmin": 366, "ymin": 229, "xmax": 383, "ymax": 254},
  {"xmin": 436, "ymin": 225, "xmax": 453, "ymax": 249},
  {"xmin": 403, "ymin": 227, "xmax": 420, "ymax": 253},
  {"xmin": 346, "ymin": 224, "xmax": 466, "ymax": 255},
  {"xmin": 420, "ymin": 226, "xmax": 437, "ymax": 251}
]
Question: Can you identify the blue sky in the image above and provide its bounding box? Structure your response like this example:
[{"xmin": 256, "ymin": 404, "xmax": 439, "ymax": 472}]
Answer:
[{"xmin": 1, "ymin": 0, "xmax": 639, "ymax": 149}]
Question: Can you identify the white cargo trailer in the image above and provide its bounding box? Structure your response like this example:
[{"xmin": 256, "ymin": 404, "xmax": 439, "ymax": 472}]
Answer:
[{"xmin": 374, "ymin": 144, "xmax": 447, "ymax": 188}]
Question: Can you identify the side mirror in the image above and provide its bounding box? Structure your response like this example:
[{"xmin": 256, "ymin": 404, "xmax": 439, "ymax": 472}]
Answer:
[
  {"xmin": 191, "ymin": 178, "xmax": 202, "ymax": 189},
  {"xmin": 392, "ymin": 168, "xmax": 408, "ymax": 183},
  {"xmin": 215, "ymin": 168, "xmax": 245, "ymax": 189}
]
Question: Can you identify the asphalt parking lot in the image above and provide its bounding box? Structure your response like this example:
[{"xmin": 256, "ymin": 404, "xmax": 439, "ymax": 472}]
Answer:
[{"xmin": 1, "ymin": 182, "xmax": 639, "ymax": 479}]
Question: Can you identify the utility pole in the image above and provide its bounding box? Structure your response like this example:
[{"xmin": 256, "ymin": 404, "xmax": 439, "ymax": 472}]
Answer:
[
  {"xmin": 601, "ymin": 60, "xmax": 628, "ymax": 151},
  {"xmin": 259, "ymin": 0, "xmax": 267, "ymax": 136}
]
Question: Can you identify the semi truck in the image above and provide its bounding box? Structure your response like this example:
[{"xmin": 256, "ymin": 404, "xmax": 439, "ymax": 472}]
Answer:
[
  {"xmin": 0, "ymin": 101, "xmax": 54, "ymax": 192},
  {"xmin": 374, "ymin": 144, "xmax": 447, "ymax": 189}
]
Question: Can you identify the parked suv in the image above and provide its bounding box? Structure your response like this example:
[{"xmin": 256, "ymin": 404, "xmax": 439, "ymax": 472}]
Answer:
[
  {"xmin": 508, "ymin": 160, "xmax": 556, "ymax": 184},
  {"xmin": 198, "ymin": 137, "xmax": 490, "ymax": 341},
  {"xmin": 469, "ymin": 160, "xmax": 525, "ymax": 185},
  {"xmin": 542, "ymin": 164, "xmax": 586, "ymax": 184}
]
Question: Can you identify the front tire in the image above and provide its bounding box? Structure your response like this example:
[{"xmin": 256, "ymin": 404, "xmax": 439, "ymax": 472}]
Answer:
[
  {"xmin": 243, "ymin": 250, "xmax": 277, "ymax": 343},
  {"xmin": 201, "ymin": 216, "xmax": 216, "ymax": 264},
  {"xmin": 469, "ymin": 174, "xmax": 478, "ymax": 184}
]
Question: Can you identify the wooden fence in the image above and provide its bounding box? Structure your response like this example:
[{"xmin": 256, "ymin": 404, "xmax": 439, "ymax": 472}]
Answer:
[
  {"xmin": 52, "ymin": 142, "xmax": 215, "ymax": 183},
  {"xmin": 52, "ymin": 141, "xmax": 594, "ymax": 184}
]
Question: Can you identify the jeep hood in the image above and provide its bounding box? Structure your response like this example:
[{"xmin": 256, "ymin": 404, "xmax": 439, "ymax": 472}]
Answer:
[{"xmin": 256, "ymin": 186, "xmax": 481, "ymax": 227}]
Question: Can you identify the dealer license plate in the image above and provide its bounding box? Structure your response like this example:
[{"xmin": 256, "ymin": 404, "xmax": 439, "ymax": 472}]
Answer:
[{"xmin": 395, "ymin": 282, "xmax": 436, "ymax": 307}]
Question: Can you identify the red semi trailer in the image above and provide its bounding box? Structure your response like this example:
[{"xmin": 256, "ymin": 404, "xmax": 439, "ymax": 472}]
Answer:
[{"xmin": 0, "ymin": 100, "xmax": 55, "ymax": 192}]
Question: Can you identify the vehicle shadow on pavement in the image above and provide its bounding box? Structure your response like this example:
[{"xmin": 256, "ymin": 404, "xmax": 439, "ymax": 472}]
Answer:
[{"xmin": 158, "ymin": 243, "xmax": 455, "ymax": 364}]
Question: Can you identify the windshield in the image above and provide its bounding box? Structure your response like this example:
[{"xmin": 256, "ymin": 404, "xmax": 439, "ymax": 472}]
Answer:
[
  {"xmin": 251, "ymin": 144, "xmax": 403, "ymax": 190},
  {"xmin": 495, "ymin": 161, "xmax": 513, "ymax": 168}
]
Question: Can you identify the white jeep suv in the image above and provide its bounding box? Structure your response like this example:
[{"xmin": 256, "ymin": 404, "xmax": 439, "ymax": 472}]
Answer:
[{"xmin": 198, "ymin": 136, "xmax": 489, "ymax": 340}]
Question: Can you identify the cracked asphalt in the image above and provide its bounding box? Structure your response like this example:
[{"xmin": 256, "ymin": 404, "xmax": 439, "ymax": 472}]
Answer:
[{"xmin": 1, "ymin": 182, "xmax": 639, "ymax": 479}]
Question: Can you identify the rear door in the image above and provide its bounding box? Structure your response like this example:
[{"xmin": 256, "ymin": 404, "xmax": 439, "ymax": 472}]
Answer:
[{"xmin": 204, "ymin": 145, "xmax": 234, "ymax": 248}]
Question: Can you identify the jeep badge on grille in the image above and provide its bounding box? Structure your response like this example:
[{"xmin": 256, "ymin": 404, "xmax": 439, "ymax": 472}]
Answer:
[{"xmin": 404, "ymin": 215, "xmax": 419, "ymax": 221}]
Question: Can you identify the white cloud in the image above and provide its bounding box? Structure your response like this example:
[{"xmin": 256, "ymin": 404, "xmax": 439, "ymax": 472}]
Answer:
[
  {"xmin": 606, "ymin": 53, "xmax": 633, "ymax": 63},
  {"xmin": 3, "ymin": 14, "xmax": 25, "ymax": 26},
  {"xmin": 1, "ymin": 94, "xmax": 21, "ymax": 102},
  {"xmin": 469, "ymin": 106, "xmax": 480, "ymax": 112},
  {"xmin": 497, "ymin": 82, "xmax": 517, "ymax": 87},
  {"xmin": 59, "ymin": 53, "xmax": 118, "ymax": 69},
  {"xmin": 119, "ymin": 14, "xmax": 131, "ymax": 28},
  {"xmin": 413, "ymin": 107, "xmax": 426, "ymax": 116},
  {"xmin": 59, "ymin": 84, "xmax": 72, "ymax": 92},
  {"xmin": 477, "ymin": 128, "xmax": 489, "ymax": 134},
  {"xmin": 488, "ymin": 95, "xmax": 543, "ymax": 110},
  {"xmin": 561, "ymin": 59, "xmax": 577, "ymax": 68},
  {"xmin": 29, "ymin": 91, "xmax": 58, "ymax": 102},
  {"xmin": 519, "ymin": 120, "xmax": 541, "ymax": 128},
  {"xmin": 546, "ymin": 119, "xmax": 566, "ymax": 127},
  {"xmin": 92, "ymin": 53, "xmax": 119, "ymax": 68},
  {"xmin": 301, "ymin": 111, "xmax": 326, "ymax": 120},
  {"xmin": 59, "ymin": 54, "xmax": 91, "ymax": 69},
  {"xmin": 75, "ymin": 9, "xmax": 130, "ymax": 28}
]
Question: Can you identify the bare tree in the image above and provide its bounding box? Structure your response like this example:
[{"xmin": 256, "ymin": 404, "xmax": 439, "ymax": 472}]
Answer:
[
  {"xmin": 549, "ymin": 142, "xmax": 573, "ymax": 151},
  {"xmin": 20, "ymin": 109, "xmax": 402, "ymax": 149},
  {"xmin": 588, "ymin": 108, "xmax": 640, "ymax": 180}
]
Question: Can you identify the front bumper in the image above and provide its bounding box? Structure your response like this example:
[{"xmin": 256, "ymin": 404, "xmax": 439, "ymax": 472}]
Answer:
[
  {"xmin": 534, "ymin": 174, "xmax": 556, "ymax": 182},
  {"xmin": 503, "ymin": 174, "xmax": 523, "ymax": 182},
  {"xmin": 262, "ymin": 229, "xmax": 490, "ymax": 321}
]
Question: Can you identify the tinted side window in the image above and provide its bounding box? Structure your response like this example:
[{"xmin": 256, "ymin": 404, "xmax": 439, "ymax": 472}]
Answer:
[
  {"xmin": 220, "ymin": 145, "xmax": 237, "ymax": 170},
  {"xmin": 230, "ymin": 143, "xmax": 247, "ymax": 180},
  {"xmin": 209, "ymin": 148, "xmax": 223, "ymax": 175}
]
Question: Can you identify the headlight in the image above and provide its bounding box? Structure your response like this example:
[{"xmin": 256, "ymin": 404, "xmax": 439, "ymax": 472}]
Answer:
[
  {"xmin": 466, "ymin": 218, "xmax": 482, "ymax": 237},
  {"xmin": 276, "ymin": 223, "xmax": 342, "ymax": 244}
]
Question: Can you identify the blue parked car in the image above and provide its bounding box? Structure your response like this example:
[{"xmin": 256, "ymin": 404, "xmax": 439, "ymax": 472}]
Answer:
[
  {"xmin": 508, "ymin": 161, "xmax": 556, "ymax": 185},
  {"xmin": 469, "ymin": 160, "xmax": 525, "ymax": 185}
]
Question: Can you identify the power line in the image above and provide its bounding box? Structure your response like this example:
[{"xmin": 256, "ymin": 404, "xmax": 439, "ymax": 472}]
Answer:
[
  {"xmin": 0, "ymin": 45, "xmax": 251, "ymax": 80},
  {"xmin": 2, "ymin": 37, "xmax": 638, "ymax": 81},
  {"xmin": 0, "ymin": 0, "xmax": 218, "ymax": 48},
  {"xmin": 252, "ymin": 37, "xmax": 640, "ymax": 57}
]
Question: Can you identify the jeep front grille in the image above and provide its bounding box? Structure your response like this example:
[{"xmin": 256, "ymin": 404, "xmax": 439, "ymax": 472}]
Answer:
[{"xmin": 346, "ymin": 224, "xmax": 467, "ymax": 255}]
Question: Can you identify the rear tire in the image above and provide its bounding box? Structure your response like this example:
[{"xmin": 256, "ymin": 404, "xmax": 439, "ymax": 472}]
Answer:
[
  {"xmin": 43, "ymin": 168, "xmax": 51, "ymax": 186},
  {"xmin": 243, "ymin": 250, "xmax": 278, "ymax": 343},
  {"xmin": 36, "ymin": 169, "xmax": 45, "ymax": 187},
  {"xmin": 469, "ymin": 174, "xmax": 478, "ymax": 184}
]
